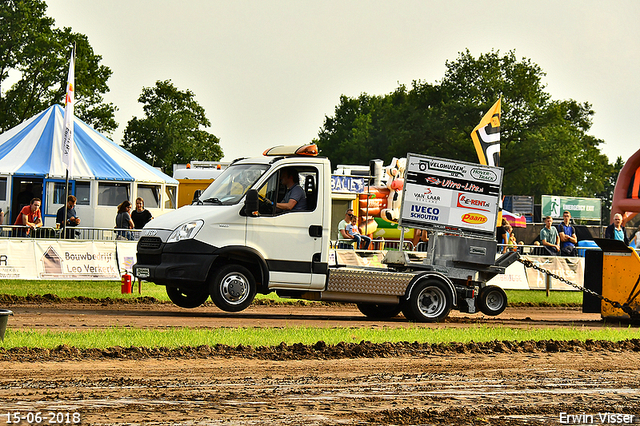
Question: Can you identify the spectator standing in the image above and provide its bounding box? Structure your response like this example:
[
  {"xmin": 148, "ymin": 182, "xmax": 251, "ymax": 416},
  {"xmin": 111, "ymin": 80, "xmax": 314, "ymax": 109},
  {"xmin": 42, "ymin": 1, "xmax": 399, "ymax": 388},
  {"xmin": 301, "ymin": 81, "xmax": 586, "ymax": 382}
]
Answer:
[
  {"xmin": 497, "ymin": 218, "xmax": 508, "ymax": 252},
  {"xmin": 56, "ymin": 195, "xmax": 81, "ymax": 239},
  {"xmin": 540, "ymin": 215, "xmax": 560, "ymax": 255},
  {"xmin": 630, "ymin": 227, "xmax": 640, "ymax": 248},
  {"xmin": 557, "ymin": 211, "xmax": 578, "ymax": 256},
  {"xmin": 13, "ymin": 198, "xmax": 42, "ymax": 237},
  {"xmin": 115, "ymin": 200, "xmax": 135, "ymax": 240},
  {"xmin": 503, "ymin": 224, "xmax": 513, "ymax": 253},
  {"xmin": 131, "ymin": 197, "xmax": 153, "ymax": 229},
  {"xmin": 604, "ymin": 213, "xmax": 629, "ymax": 245}
]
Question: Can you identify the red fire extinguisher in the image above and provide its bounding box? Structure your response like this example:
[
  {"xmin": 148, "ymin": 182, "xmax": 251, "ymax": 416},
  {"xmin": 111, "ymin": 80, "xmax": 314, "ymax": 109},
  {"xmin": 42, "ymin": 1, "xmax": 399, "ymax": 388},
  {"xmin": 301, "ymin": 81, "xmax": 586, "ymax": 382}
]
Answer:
[{"xmin": 121, "ymin": 271, "xmax": 132, "ymax": 294}]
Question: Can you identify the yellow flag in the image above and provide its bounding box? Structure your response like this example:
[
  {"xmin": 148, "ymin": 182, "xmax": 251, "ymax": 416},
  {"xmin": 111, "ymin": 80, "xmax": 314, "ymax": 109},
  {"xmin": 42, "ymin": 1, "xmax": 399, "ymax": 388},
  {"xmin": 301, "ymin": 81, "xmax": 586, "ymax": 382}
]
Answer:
[{"xmin": 471, "ymin": 98, "xmax": 501, "ymax": 167}]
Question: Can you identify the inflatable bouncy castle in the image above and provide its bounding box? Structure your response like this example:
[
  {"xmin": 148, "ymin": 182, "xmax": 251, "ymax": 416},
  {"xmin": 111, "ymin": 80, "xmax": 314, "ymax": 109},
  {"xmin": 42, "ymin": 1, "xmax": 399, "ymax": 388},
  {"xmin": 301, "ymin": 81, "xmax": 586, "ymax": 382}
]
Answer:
[
  {"xmin": 611, "ymin": 148, "xmax": 640, "ymax": 225},
  {"xmin": 354, "ymin": 158, "xmax": 416, "ymax": 242}
]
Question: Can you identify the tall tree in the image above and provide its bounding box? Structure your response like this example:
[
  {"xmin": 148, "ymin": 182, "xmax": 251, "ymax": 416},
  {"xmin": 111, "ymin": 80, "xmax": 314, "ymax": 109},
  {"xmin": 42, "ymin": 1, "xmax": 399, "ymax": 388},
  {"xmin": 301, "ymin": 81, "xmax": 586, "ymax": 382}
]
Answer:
[
  {"xmin": 123, "ymin": 80, "xmax": 223, "ymax": 174},
  {"xmin": 316, "ymin": 49, "xmax": 614, "ymax": 201},
  {"xmin": 0, "ymin": 0, "xmax": 117, "ymax": 134}
]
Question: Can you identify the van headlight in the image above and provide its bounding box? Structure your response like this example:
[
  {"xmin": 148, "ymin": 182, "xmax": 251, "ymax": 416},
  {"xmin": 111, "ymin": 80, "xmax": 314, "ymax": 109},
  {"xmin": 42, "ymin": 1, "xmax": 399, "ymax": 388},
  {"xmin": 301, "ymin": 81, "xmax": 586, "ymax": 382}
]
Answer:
[{"xmin": 167, "ymin": 220, "xmax": 204, "ymax": 243}]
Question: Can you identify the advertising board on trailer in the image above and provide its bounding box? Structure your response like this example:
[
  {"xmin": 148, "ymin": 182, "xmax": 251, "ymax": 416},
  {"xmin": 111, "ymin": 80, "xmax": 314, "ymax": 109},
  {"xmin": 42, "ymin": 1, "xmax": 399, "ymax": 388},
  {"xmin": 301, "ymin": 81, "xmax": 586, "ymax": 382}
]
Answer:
[{"xmin": 399, "ymin": 153, "xmax": 503, "ymax": 239}]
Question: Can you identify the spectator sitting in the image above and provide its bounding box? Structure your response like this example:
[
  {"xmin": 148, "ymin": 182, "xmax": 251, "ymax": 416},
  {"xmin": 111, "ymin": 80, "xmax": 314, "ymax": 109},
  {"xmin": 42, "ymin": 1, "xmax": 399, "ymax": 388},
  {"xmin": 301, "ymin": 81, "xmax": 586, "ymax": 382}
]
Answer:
[
  {"xmin": 337, "ymin": 209, "xmax": 356, "ymax": 249},
  {"xmin": 346, "ymin": 216, "xmax": 372, "ymax": 250},
  {"xmin": 540, "ymin": 215, "xmax": 560, "ymax": 256},
  {"xmin": 412, "ymin": 228, "xmax": 429, "ymax": 251},
  {"xmin": 557, "ymin": 210, "xmax": 578, "ymax": 256}
]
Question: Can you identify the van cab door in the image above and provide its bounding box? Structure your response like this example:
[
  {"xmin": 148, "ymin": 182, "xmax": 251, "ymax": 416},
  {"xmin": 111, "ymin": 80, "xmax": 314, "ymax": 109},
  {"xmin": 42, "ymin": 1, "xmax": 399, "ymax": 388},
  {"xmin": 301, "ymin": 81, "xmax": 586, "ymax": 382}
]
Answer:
[{"xmin": 245, "ymin": 164, "xmax": 325, "ymax": 290}]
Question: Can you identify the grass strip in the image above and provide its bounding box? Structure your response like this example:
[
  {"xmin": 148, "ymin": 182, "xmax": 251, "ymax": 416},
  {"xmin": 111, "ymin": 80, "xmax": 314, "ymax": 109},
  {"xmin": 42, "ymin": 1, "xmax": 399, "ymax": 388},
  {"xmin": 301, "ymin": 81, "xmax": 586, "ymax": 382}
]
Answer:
[
  {"xmin": 2, "ymin": 325, "xmax": 639, "ymax": 349},
  {"xmin": 0, "ymin": 280, "xmax": 583, "ymax": 306}
]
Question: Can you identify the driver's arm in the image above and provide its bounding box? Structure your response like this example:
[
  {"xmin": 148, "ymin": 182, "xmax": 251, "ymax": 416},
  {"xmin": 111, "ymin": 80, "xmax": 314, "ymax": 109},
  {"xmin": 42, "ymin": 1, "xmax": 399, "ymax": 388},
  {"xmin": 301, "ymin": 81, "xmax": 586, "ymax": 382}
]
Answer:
[{"xmin": 276, "ymin": 199, "xmax": 297, "ymax": 211}]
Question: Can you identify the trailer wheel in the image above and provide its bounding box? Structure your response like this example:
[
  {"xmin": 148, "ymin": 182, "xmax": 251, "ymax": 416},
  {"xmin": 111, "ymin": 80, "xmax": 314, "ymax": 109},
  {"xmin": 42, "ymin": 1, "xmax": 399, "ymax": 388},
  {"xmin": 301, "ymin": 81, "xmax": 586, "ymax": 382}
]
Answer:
[
  {"xmin": 477, "ymin": 285, "xmax": 507, "ymax": 316},
  {"xmin": 166, "ymin": 285, "xmax": 210, "ymax": 309},
  {"xmin": 210, "ymin": 264, "xmax": 256, "ymax": 312},
  {"xmin": 356, "ymin": 303, "xmax": 402, "ymax": 319},
  {"xmin": 402, "ymin": 279, "xmax": 452, "ymax": 322}
]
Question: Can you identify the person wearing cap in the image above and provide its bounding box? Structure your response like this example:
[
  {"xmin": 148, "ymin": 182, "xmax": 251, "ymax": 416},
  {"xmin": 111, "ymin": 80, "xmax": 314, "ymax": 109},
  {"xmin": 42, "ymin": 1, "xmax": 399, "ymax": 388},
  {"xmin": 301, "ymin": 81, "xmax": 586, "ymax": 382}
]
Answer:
[{"xmin": 337, "ymin": 209, "xmax": 357, "ymax": 249}]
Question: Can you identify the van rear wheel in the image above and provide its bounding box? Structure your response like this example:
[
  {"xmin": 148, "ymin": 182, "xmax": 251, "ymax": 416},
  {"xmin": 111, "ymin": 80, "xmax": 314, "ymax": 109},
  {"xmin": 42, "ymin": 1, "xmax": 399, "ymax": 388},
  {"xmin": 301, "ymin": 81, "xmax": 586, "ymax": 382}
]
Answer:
[
  {"xmin": 166, "ymin": 285, "xmax": 209, "ymax": 308},
  {"xmin": 402, "ymin": 279, "xmax": 452, "ymax": 322},
  {"xmin": 210, "ymin": 264, "xmax": 256, "ymax": 312}
]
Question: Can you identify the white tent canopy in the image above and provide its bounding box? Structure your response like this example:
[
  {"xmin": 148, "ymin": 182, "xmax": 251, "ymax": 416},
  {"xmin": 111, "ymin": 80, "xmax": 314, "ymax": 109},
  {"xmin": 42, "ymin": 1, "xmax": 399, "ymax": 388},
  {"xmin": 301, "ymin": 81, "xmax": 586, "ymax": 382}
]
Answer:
[{"xmin": 0, "ymin": 105, "xmax": 178, "ymax": 228}]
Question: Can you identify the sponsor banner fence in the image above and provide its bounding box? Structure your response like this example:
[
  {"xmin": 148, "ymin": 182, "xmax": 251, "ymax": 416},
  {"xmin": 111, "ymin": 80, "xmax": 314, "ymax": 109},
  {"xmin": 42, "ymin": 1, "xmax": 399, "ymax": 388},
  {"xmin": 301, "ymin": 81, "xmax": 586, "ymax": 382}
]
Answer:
[
  {"xmin": 400, "ymin": 154, "xmax": 503, "ymax": 238},
  {"xmin": 520, "ymin": 255, "xmax": 584, "ymax": 291},
  {"xmin": 486, "ymin": 259, "xmax": 529, "ymax": 290},
  {"xmin": 0, "ymin": 240, "xmax": 137, "ymax": 280}
]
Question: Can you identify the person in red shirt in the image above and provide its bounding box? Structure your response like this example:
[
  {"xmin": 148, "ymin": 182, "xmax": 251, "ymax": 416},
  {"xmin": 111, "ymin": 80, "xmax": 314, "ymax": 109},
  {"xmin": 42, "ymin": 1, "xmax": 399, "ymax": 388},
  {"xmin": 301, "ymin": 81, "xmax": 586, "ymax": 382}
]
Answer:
[{"xmin": 14, "ymin": 197, "xmax": 42, "ymax": 237}]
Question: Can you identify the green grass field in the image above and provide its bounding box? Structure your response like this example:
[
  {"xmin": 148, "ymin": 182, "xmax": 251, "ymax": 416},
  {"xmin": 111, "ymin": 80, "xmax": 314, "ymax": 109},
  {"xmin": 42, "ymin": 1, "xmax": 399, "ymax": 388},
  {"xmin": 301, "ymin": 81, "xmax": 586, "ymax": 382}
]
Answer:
[
  {"xmin": 0, "ymin": 280, "xmax": 583, "ymax": 305},
  {"xmin": 0, "ymin": 280, "xmax": 627, "ymax": 349},
  {"xmin": 2, "ymin": 325, "xmax": 638, "ymax": 349}
]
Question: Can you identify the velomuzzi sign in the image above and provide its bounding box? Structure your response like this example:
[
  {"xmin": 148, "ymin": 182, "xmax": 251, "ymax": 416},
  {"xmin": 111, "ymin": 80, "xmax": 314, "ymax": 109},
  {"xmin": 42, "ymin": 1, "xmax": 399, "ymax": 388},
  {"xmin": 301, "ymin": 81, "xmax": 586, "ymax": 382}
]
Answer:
[{"xmin": 400, "ymin": 154, "xmax": 503, "ymax": 237}]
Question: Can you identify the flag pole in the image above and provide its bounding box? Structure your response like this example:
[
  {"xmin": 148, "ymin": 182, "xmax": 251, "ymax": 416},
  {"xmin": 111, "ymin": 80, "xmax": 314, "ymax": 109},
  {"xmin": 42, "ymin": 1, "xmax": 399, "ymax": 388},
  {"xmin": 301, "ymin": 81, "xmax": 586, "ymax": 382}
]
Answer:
[{"xmin": 62, "ymin": 44, "xmax": 76, "ymax": 238}]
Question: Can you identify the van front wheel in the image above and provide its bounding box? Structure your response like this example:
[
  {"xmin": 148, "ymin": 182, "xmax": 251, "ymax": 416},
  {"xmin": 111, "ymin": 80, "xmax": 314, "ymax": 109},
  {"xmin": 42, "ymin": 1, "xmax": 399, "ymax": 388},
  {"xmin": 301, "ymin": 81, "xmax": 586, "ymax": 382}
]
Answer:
[{"xmin": 210, "ymin": 264, "xmax": 256, "ymax": 312}]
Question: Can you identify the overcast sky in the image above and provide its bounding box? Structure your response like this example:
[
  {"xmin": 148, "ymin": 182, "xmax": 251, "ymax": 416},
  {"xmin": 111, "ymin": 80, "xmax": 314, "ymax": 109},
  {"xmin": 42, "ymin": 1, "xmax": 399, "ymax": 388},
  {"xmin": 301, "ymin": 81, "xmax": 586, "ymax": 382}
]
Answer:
[{"xmin": 45, "ymin": 0, "xmax": 639, "ymax": 166}]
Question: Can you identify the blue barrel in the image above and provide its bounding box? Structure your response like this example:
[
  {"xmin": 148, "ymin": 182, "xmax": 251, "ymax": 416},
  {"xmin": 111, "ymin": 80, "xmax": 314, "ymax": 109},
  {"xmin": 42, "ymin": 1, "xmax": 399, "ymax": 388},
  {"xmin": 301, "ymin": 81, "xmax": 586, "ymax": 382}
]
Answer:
[{"xmin": 576, "ymin": 240, "xmax": 600, "ymax": 257}]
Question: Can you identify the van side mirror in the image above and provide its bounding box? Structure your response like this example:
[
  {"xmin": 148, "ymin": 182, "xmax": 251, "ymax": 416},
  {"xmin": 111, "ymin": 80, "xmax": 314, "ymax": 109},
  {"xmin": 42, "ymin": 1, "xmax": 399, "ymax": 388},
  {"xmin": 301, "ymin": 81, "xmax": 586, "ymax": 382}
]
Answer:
[
  {"xmin": 245, "ymin": 189, "xmax": 259, "ymax": 216},
  {"xmin": 192, "ymin": 189, "xmax": 202, "ymax": 204}
]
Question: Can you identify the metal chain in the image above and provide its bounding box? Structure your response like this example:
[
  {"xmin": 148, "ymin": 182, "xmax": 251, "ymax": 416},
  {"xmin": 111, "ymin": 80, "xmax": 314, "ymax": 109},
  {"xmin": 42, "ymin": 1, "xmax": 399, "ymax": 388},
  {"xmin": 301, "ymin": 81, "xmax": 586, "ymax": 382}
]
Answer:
[{"xmin": 517, "ymin": 257, "xmax": 638, "ymax": 318}]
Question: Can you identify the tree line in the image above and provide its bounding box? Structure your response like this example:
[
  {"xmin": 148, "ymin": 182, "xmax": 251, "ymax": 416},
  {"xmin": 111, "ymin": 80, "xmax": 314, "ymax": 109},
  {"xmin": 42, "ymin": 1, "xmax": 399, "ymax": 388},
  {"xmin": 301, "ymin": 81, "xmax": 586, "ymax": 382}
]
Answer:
[{"xmin": 315, "ymin": 49, "xmax": 622, "ymax": 209}]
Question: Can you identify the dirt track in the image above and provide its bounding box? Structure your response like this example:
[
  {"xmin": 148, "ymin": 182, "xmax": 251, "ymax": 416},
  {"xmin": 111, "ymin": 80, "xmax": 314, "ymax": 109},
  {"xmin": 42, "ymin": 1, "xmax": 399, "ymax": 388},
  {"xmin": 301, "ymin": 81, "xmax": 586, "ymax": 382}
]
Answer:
[
  {"xmin": 1, "ymin": 301, "xmax": 607, "ymax": 331},
  {"xmin": 2, "ymin": 302, "xmax": 640, "ymax": 425}
]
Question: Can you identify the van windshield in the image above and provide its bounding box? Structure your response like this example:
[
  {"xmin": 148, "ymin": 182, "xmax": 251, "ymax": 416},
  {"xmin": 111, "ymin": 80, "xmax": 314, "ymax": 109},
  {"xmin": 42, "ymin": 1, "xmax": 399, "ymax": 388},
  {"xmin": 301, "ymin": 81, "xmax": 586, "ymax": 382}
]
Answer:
[{"xmin": 197, "ymin": 164, "xmax": 269, "ymax": 205}]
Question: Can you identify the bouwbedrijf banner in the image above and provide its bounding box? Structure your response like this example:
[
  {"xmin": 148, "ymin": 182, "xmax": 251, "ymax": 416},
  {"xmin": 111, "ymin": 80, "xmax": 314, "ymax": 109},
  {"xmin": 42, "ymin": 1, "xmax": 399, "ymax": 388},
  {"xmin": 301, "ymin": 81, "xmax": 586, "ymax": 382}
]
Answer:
[{"xmin": 0, "ymin": 240, "xmax": 138, "ymax": 280}]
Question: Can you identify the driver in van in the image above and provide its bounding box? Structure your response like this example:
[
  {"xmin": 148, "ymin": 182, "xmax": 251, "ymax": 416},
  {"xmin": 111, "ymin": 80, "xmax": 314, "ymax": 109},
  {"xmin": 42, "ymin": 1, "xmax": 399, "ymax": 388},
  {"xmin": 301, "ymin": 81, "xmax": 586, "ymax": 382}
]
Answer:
[{"xmin": 274, "ymin": 167, "xmax": 307, "ymax": 212}]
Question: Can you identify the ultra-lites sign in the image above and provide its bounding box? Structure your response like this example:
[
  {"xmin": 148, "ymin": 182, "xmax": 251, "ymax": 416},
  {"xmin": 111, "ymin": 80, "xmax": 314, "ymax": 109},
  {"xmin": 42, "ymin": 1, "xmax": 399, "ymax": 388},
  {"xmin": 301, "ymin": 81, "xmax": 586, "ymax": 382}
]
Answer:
[{"xmin": 400, "ymin": 154, "xmax": 503, "ymax": 238}]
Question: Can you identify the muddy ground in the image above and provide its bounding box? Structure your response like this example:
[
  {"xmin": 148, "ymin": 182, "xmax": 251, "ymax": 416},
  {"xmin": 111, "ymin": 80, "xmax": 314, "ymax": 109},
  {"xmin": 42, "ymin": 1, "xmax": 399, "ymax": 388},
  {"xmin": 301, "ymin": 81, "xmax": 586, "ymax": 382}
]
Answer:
[{"xmin": 1, "ymin": 300, "xmax": 640, "ymax": 425}]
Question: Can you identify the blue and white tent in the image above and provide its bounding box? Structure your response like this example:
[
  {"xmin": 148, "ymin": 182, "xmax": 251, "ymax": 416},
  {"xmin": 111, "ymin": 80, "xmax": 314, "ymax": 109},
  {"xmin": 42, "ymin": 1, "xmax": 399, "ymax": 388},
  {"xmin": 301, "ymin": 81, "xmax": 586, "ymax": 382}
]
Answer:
[{"xmin": 0, "ymin": 105, "xmax": 179, "ymax": 228}]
